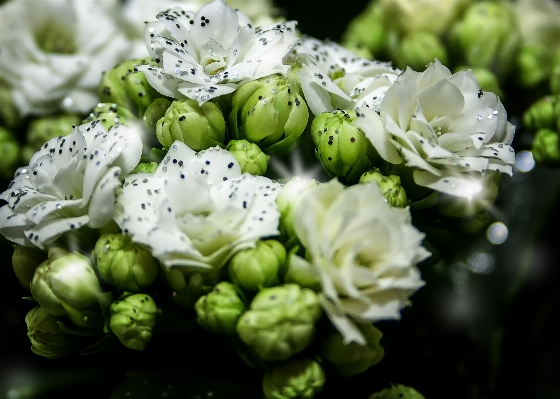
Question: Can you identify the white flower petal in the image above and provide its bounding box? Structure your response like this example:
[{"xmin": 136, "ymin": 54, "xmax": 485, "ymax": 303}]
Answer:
[{"xmin": 413, "ymin": 170, "xmax": 482, "ymax": 200}]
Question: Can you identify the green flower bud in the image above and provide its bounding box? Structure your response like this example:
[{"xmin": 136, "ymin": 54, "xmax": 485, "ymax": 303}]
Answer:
[
  {"xmin": 320, "ymin": 323, "xmax": 384, "ymax": 377},
  {"xmin": 523, "ymin": 96, "xmax": 558, "ymax": 132},
  {"xmin": 275, "ymin": 177, "xmax": 318, "ymax": 244},
  {"xmin": 226, "ymin": 140, "xmax": 270, "ymax": 176},
  {"xmin": 229, "ymin": 74, "xmax": 309, "ymax": 156},
  {"xmin": 550, "ymin": 51, "xmax": 560, "ymax": 95},
  {"xmin": 237, "ymin": 284, "xmax": 322, "ymax": 361},
  {"xmin": 99, "ymin": 58, "xmax": 163, "ymax": 115},
  {"xmin": 22, "ymin": 114, "xmax": 81, "ymax": 163},
  {"xmin": 109, "ymin": 293, "xmax": 158, "ymax": 351},
  {"xmin": 312, "ymin": 110, "xmax": 376, "ymax": 183},
  {"xmin": 25, "ymin": 306, "xmax": 84, "ymax": 359},
  {"xmin": 93, "ymin": 233, "xmax": 158, "ymax": 292},
  {"xmin": 453, "ymin": 65, "xmax": 503, "ymax": 99},
  {"xmin": 450, "ymin": 2, "xmax": 521, "ymax": 79},
  {"xmin": 360, "ymin": 169, "xmax": 408, "ymax": 208},
  {"xmin": 262, "ymin": 357, "xmax": 326, "ymax": 399},
  {"xmin": 12, "ymin": 245, "xmax": 47, "ymax": 290},
  {"xmin": 229, "ymin": 240, "xmax": 286, "ymax": 293},
  {"xmin": 395, "ymin": 31, "xmax": 448, "ymax": 70},
  {"xmin": 341, "ymin": 3, "xmax": 387, "ymax": 59},
  {"xmin": 195, "ymin": 282, "xmax": 247, "ymax": 336},
  {"xmin": 83, "ymin": 103, "xmax": 136, "ymax": 131},
  {"xmin": 130, "ymin": 161, "xmax": 159, "ymax": 175},
  {"xmin": 156, "ymin": 98, "xmax": 226, "ymax": 151},
  {"xmin": 0, "ymin": 78, "xmax": 22, "ymax": 128},
  {"xmin": 143, "ymin": 98, "xmax": 172, "ymax": 133},
  {"xmin": 0, "ymin": 127, "xmax": 20, "ymax": 179},
  {"xmin": 30, "ymin": 248, "xmax": 106, "ymax": 329},
  {"xmin": 517, "ymin": 44, "xmax": 554, "ymax": 88},
  {"xmin": 532, "ymin": 128, "xmax": 560, "ymax": 165},
  {"xmin": 369, "ymin": 385, "xmax": 426, "ymax": 399}
]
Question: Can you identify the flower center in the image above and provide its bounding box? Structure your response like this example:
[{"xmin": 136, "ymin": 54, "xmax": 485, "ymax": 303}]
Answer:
[
  {"xmin": 34, "ymin": 22, "xmax": 76, "ymax": 54},
  {"xmin": 199, "ymin": 54, "xmax": 227, "ymax": 76}
]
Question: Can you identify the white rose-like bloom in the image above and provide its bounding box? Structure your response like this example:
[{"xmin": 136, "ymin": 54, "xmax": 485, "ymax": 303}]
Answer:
[
  {"xmin": 289, "ymin": 180, "xmax": 429, "ymax": 344},
  {"xmin": 356, "ymin": 60, "xmax": 516, "ymax": 200},
  {"xmin": 136, "ymin": 0, "xmax": 298, "ymax": 105},
  {"xmin": 114, "ymin": 141, "xmax": 281, "ymax": 270},
  {"xmin": 291, "ymin": 36, "xmax": 401, "ymax": 115},
  {"xmin": 0, "ymin": 121, "xmax": 143, "ymax": 248},
  {"xmin": 0, "ymin": 0, "xmax": 130, "ymax": 116}
]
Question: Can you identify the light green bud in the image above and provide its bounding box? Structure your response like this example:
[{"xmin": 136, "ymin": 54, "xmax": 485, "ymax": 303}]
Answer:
[
  {"xmin": 25, "ymin": 306, "xmax": 84, "ymax": 359},
  {"xmin": 369, "ymin": 385, "xmax": 426, "ymax": 399},
  {"xmin": 341, "ymin": 3, "xmax": 387, "ymax": 59},
  {"xmin": 320, "ymin": 323, "xmax": 384, "ymax": 377},
  {"xmin": 532, "ymin": 128, "xmax": 560, "ymax": 165},
  {"xmin": 12, "ymin": 245, "xmax": 47, "ymax": 290},
  {"xmin": 262, "ymin": 357, "xmax": 326, "ymax": 399},
  {"xmin": 130, "ymin": 161, "xmax": 159, "ymax": 175},
  {"xmin": 156, "ymin": 98, "xmax": 226, "ymax": 151},
  {"xmin": 195, "ymin": 282, "xmax": 247, "ymax": 336},
  {"xmin": 99, "ymin": 58, "xmax": 162, "ymax": 115},
  {"xmin": 226, "ymin": 140, "xmax": 270, "ymax": 176},
  {"xmin": 143, "ymin": 98, "xmax": 172, "ymax": 133},
  {"xmin": 524, "ymin": 96, "xmax": 558, "ymax": 132},
  {"xmin": 93, "ymin": 233, "xmax": 158, "ymax": 292},
  {"xmin": 229, "ymin": 240, "xmax": 286, "ymax": 292},
  {"xmin": 83, "ymin": 103, "xmax": 136, "ymax": 131},
  {"xmin": 453, "ymin": 65, "xmax": 503, "ymax": 99},
  {"xmin": 449, "ymin": 1, "xmax": 521, "ymax": 79},
  {"xmin": 22, "ymin": 114, "xmax": 81, "ymax": 163},
  {"xmin": 275, "ymin": 177, "xmax": 318, "ymax": 243},
  {"xmin": 30, "ymin": 248, "xmax": 106, "ymax": 329},
  {"xmin": 550, "ymin": 51, "xmax": 560, "ymax": 95},
  {"xmin": 109, "ymin": 293, "xmax": 158, "ymax": 351},
  {"xmin": 360, "ymin": 169, "xmax": 408, "ymax": 208},
  {"xmin": 395, "ymin": 31, "xmax": 448, "ymax": 70},
  {"xmin": 517, "ymin": 44, "xmax": 554, "ymax": 88},
  {"xmin": 312, "ymin": 110, "xmax": 376, "ymax": 183},
  {"xmin": 236, "ymin": 284, "xmax": 322, "ymax": 361},
  {"xmin": 229, "ymin": 74, "xmax": 309, "ymax": 156},
  {"xmin": 0, "ymin": 78, "xmax": 22, "ymax": 128},
  {"xmin": 0, "ymin": 127, "xmax": 20, "ymax": 179}
]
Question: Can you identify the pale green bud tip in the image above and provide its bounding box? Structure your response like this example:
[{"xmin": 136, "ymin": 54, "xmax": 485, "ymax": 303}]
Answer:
[
  {"xmin": 195, "ymin": 282, "xmax": 246, "ymax": 336},
  {"xmin": 236, "ymin": 284, "xmax": 322, "ymax": 361},
  {"xmin": 320, "ymin": 323, "xmax": 384, "ymax": 377},
  {"xmin": 93, "ymin": 233, "xmax": 158, "ymax": 292},
  {"xmin": 397, "ymin": 32, "xmax": 448, "ymax": 70},
  {"xmin": 532, "ymin": 129, "xmax": 560, "ymax": 165},
  {"xmin": 0, "ymin": 127, "xmax": 20, "ymax": 179},
  {"xmin": 369, "ymin": 385, "xmax": 425, "ymax": 399},
  {"xmin": 26, "ymin": 306, "xmax": 84, "ymax": 359},
  {"xmin": 12, "ymin": 245, "xmax": 47, "ymax": 290},
  {"xmin": 523, "ymin": 96, "xmax": 558, "ymax": 132},
  {"xmin": 312, "ymin": 110, "xmax": 374, "ymax": 183},
  {"xmin": 131, "ymin": 161, "xmax": 159, "ymax": 174},
  {"xmin": 263, "ymin": 357, "xmax": 326, "ymax": 399},
  {"xmin": 143, "ymin": 98, "xmax": 172, "ymax": 131},
  {"xmin": 110, "ymin": 293, "xmax": 158, "ymax": 351},
  {"xmin": 156, "ymin": 98, "xmax": 226, "ymax": 151},
  {"xmin": 229, "ymin": 240, "xmax": 286, "ymax": 292},
  {"xmin": 360, "ymin": 169, "xmax": 408, "ymax": 208},
  {"xmin": 226, "ymin": 139, "xmax": 270, "ymax": 175}
]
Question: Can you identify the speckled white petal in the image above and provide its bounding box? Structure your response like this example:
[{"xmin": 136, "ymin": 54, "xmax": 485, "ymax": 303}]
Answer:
[
  {"xmin": 25, "ymin": 199, "xmax": 82, "ymax": 225},
  {"xmin": 355, "ymin": 107, "xmax": 403, "ymax": 164},
  {"xmin": 194, "ymin": 146, "xmax": 242, "ymax": 185},
  {"xmin": 136, "ymin": 65, "xmax": 185, "ymax": 98},
  {"xmin": 24, "ymin": 214, "xmax": 90, "ymax": 249},
  {"xmin": 0, "ymin": 207, "xmax": 34, "ymax": 246},
  {"xmin": 177, "ymin": 81, "xmax": 237, "ymax": 104},
  {"xmin": 413, "ymin": 170, "xmax": 482, "ymax": 199},
  {"xmin": 88, "ymin": 166, "xmax": 122, "ymax": 228},
  {"xmin": 155, "ymin": 8, "xmax": 198, "ymax": 56}
]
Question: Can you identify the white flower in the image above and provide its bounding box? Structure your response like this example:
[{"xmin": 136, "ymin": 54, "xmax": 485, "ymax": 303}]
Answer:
[
  {"xmin": 0, "ymin": 121, "xmax": 143, "ymax": 248},
  {"xmin": 0, "ymin": 0, "xmax": 131, "ymax": 115},
  {"xmin": 115, "ymin": 141, "xmax": 281, "ymax": 270},
  {"xmin": 136, "ymin": 0, "xmax": 298, "ymax": 105},
  {"xmin": 289, "ymin": 180, "xmax": 429, "ymax": 344},
  {"xmin": 291, "ymin": 36, "xmax": 401, "ymax": 115},
  {"xmin": 356, "ymin": 60, "xmax": 516, "ymax": 199}
]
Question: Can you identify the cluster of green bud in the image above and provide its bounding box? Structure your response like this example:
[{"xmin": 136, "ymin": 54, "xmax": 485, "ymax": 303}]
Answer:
[
  {"xmin": 229, "ymin": 240, "xmax": 286, "ymax": 293},
  {"xmin": 312, "ymin": 110, "xmax": 376, "ymax": 183},
  {"xmin": 395, "ymin": 31, "xmax": 448, "ymax": 70},
  {"xmin": 30, "ymin": 248, "xmax": 107, "ymax": 329},
  {"xmin": 229, "ymin": 74, "xmax": 309, "ymax": 156},
  {"xmin": 369, "ymin": 385, "xmax": 426, "ymax": 399},
  {"xmin": 517, "ymin": 44, "xmax": 555, "ymax": 88},
  {"xmin": 523, "ymin": 96, "xmax": 559, "ymax": 132},
  {"xmin": 25, "ymin": 306, "xmax": 85, "ymax": 359},
  {"xmin": 12, "ymin": 245, "xmax": 47, "ymax": 289},
  {"xmin": 532, "ymin": 129, "xmax": 560, "ymax": 165},
  {"xmin": 143, "ymin": 98, "xmax": 172, "ymax": 133},
  {"xmin": 93, "ymin": 233, "xmax": 159, "ymax": 292},
  {"xmin": 22, "ymin": 114, "xmax": 82, "ymax": 163},
  {"xmin": 195, "ymin": 282, "xmax": 247, "ymax": 337},
  {"xmin": 453, "ymin": 66, "xmax": 503, "ymax": 99},
  {"xmin": 109, "ymin": 293, "xmax": 158, "ymax": 351},
  {"xmin": 83, "ymin": 103, "xmax": 136, "ymax": 131},
  {"xmin": 551, "ymin": 52, "xmax": 560, "ymax": 95},
  {"xmin": 319, "ymin": 323, "xmax": 384, "ymax": 377},
  {"xmin": 226, "ymin": 140, "xmax": 270, "ymax": 175},
  {"xmin": 262, "ymin": 357, "xmax": 326, "ymax": 399},
  {"xmin": 360, "ymin": 169, "xmax": 408, "ymax": 208},
  {"xmin": 156, "ymin": 98, "xmax": 226, "ymax": 151},
  {"xmin": 237, "ymin": 284, "xmax": 322, "ymax": 361},
  {"xmin": 98, "ymin": 58, "xmax": 164, "ymax": 115},
  {"xmin": 341, "ymin": 2, "xmax": 387, "ymax": 59},
  {"xmin": 449, "ymin": 1, "xmax": 521, "ymax": 79},
  {"xmin": 0, "ymin": 127, "xmax": 20, "ymax": 180}
]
